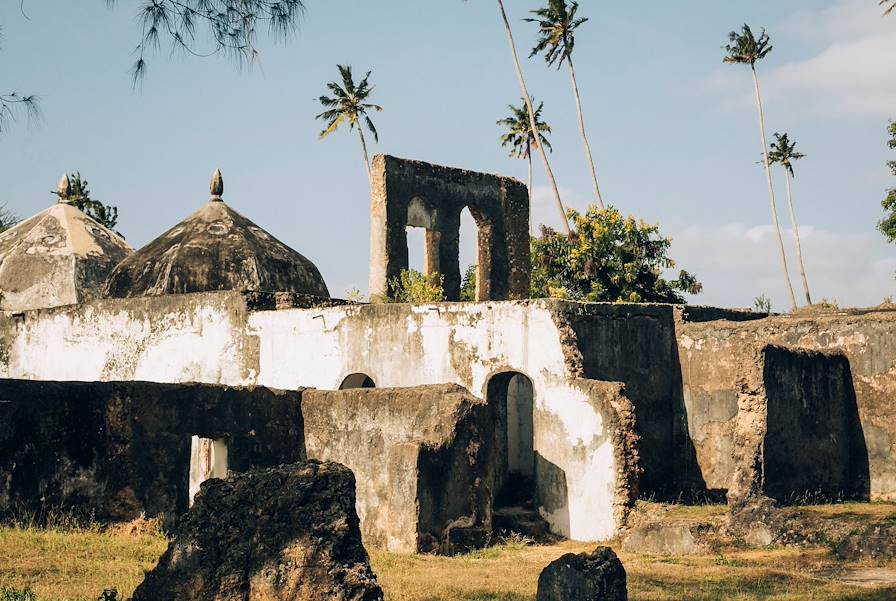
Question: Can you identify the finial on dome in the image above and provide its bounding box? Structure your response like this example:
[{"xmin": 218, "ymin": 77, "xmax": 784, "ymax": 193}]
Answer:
[
  {"xmin": 57, "ymin": 172, "xmax": 71, "ymax": 202},
  {"xmin": 210, "ymin": 168, "xmax": 223, "ymax": 201}
]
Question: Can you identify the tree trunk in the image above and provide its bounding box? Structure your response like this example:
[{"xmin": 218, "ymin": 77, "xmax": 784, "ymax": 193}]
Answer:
[
  {"xmin": 784, "ymin": 168, "xmax": 813, "ymax": 305},
  {"xmin": 751, "ymin": 64, "xmax": 798, "ymax": 311},
  {"xmin": 527, "ymin": 150, "xmax": 534, "ymax": 234},
  {"xmin": 496, "ymin": 0, "xmax": 570, "ymax": 235},
  {"xmin": 358, "ymin": 126, "xmax": 372, "ymax": 185},
  {"xmin": 568, "ymin": 57, "xmax": 605, "ymax": 210}
]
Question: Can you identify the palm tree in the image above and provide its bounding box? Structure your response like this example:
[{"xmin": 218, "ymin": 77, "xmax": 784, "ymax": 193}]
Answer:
[
  {"xmin": 498, "ymin": 98, "xmax": 552, "ymax": 211},
  {"xmin": 483, "ymin": 0, "xmax": 570, "ymax": 234},
  {"xmin": 724, "ymin": 25, "xmax": 798, "ymax": 311},
  {"xmin": 768, "ymin": 133, "xmax": 812, "ymax": 305},
  {"xmin": 527, "ymin": 0, "xmax": 605, "ymax": 210},
  {"xmin": 882, "ymin": 0, "xmax": 895, "ymax": 16},
  {"xmin": 316, "ymin": 65, "xmax": 383, "ymax": 183}
]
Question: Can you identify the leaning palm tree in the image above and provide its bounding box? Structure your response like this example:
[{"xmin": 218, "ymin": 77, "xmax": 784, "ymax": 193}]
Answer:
[
  {"xmin": 768, "ymin": 133, "xmax": 812, "ymax": 305},
  {"xmin": 724, "ymin": 25, "xmax": 798, "ymax": 311},
  {"xmin": 527, "ymin": 0, "xmax": 605, "ymax": 210},
  {"xmin": 476, "ymin": 0, "xmax": 569, "ymax": 234},
  {"xmin": 498, "ymin": 98, "xmax": 552, "ymax": 210},
  {"xmin": 316, "ymin": 65, "xmax": 383, "ymax": 183},
  {"xmin": 882, "ymin": 0, "xmax": 895, "ymax": 16}
]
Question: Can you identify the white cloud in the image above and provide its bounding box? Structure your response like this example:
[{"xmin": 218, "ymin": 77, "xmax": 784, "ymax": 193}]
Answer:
[{"xmin": 668, "ymin": 221, "xmax": 896, "ymax": 310}]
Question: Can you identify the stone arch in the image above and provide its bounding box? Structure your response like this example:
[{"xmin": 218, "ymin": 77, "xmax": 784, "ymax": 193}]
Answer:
[{"xmin": 339, "ymin": 373, "xmax": 377, "ymax": 389}]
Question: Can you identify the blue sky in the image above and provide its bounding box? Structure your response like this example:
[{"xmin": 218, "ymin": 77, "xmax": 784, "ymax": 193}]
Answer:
[{"xmin": 1, "ymin": 0, "xmax": 894, "ymax": 309}]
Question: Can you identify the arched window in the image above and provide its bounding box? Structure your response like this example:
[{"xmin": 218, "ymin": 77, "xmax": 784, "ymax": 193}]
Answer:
[{"xmin": 339, "ymin": 373, "xmax": 377, "ymax": 389}]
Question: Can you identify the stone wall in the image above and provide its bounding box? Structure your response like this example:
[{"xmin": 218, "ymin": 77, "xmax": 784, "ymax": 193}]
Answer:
[
  {"xmin": 0, "ymin": 379, "xmax": 304, "ymax": 521},
  {"xmin": 0, "ymin": 294, "xmax": 647, "ymax": 541},
  {"xmin": 729, "ymin": 345, "xmax": 869, "ymax": 502},
  {"xmin": 678, "ymin": 309, "xmax": 896, "ymax": 500},
  {"xmin": 302, "ymin": 385, "xmax": 495, "ymax": 554}
]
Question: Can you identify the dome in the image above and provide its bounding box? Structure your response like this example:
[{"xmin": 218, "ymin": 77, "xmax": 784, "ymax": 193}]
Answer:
[
  {"xmin": 103, "ymin": 169, "xmax": 330, "ymax": 299},
  {"xmin": 0, "ymin": 174, "xmax": 134, "ymax": 312}
]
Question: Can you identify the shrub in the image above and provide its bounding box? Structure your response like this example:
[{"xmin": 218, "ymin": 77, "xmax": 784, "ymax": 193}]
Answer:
[
  {"xmin": 387, "ymin": 269, "xmax": 445, "ymax": 303},
  {"xmin": 460, "ymin": 264, "xmax": 477, "ymax": 302},
  {"xmin": 0, "ymin": 588, "xmax": 39, "ymax": 601}
]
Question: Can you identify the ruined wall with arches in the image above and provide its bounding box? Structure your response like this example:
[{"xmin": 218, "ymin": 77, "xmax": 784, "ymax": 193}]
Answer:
[{"xmin": 368, "ymin": 155, "xmax": 531, "ymax": 301}]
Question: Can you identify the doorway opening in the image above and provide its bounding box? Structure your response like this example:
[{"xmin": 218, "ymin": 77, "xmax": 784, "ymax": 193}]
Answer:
[{"xmin": 340, "ymin": 373, "xmax": 377, "ymax": 389}]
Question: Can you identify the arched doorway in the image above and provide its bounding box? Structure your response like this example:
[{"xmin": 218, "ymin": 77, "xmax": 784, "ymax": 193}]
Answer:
[
  {"xmin": 486, "ymin": 372, "xmax": 535, "ymax": 503},
  {"xmin": 340, "ymin": 373, "xmax": 376, "ymax": 389}
]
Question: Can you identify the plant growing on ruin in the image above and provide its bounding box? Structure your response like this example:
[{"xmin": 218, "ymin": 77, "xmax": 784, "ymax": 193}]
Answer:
[
  {"xmin": 104, "ymin": 0, "xmax": 305, "ymax": 86},
  {"xmin": 724, "ymin": 25, "xmax": 798, "ymax": 311},
  {"xmin": 316, "ymin": 65, "xmax": 383, "ymax": 184},
  {"xmin": 470, "ymin": 0, "xmax": 569, "ymax": 234},
  {"xmin": 497, "ymin": 98, "xmax": 552, "ymax": 209},
  {"xmin": 52, "ymin": 172, "xmax": 120, "ymax": 233},
  {"xmin": 460, "ymin": 264, "xmax": 478, "ymax": 301},
  {"xmin": 879, "ymin": 121, "xmax": 896, "ymax": 256},
  {"xmin": 753, "ymin": 294, "xmax": 772, "ymax": 314},
  {"xmin": 530, "ymin": 205, "xmax": 702, "ymax": 303},
  {"xmin": 387, "ymin": 269, "xmax": 445, "ymax": 303},
  {"xmin": 527, "ymin": 0, "xmax": 605, "ymax": 210},
  {"xmin": 768, "ymin": 132, "xmax": 812, "ymax": 305}
]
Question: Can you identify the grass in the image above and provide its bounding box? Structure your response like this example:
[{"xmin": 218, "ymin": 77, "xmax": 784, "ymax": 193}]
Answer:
[{"xmin": 1, "ymin": 505, "xmax": 895, "ymax": 600}]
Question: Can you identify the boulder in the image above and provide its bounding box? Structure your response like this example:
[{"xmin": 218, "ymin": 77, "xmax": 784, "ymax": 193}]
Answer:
[
  {"xmin": 621, "ymin": 523, "xmax": 700, "ymax": 555},
  {"xmin": 132, "ymin": 461, "xmax": 383, "ymax": 601},
  {"xmin": 536, "ymin": 546, "xmax": 627, "ymax": 601},
  {"xmin": 835, "ymin": 524, "xmax": 896, "ymax": 561}
]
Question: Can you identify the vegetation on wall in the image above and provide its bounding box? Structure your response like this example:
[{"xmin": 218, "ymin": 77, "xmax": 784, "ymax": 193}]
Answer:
[
  {"xmin": 530, "ymin": 206, "xmax": 702, "ymax": 304},
  {"xmin": 388, "ymin": 269, "xmax": 446, "ymax": 303},
  {"xmin": 0, "ymin": 204, "xmax": 18, "ymax": 233},
  {"xmin": 879, "ymin": 121, "xmax": 896, "ymax": 273}
]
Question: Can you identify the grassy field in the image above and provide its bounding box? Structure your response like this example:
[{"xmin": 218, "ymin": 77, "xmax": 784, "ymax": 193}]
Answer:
[{"xmin": 2, "ymin": 505, "xmax": 896, "ymax": 601}]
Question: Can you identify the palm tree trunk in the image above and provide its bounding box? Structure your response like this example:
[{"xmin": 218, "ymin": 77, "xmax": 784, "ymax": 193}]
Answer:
[
  {"xmin": 751, "ymin": 64, "xmax": 798, "ymax": 311},
  {"xmin": 527, "ymin": 151, "xmax": 534, "ymax": 234},
  {"xmin": 496, "ymin": 0, "xmax": 570, "ymax": 235},
  {"xmin": 567, "ymin": 57, "xmax": 605, "ymax": 210},
  {"xmin": 357, "ymin": 126, "xmax": 372, "ymax": 185},
  {"xmin": 784, "ymin": 168, "xmax": 812, "ymax": 305}
]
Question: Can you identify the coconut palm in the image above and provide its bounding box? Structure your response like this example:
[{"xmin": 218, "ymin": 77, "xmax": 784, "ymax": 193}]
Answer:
[
  {"xmin": 724, "ymin": 24, "xmax": 798, "ymax": 311},
  {"xmin": 527, "ymin": 0, "xmax": 605, "ymax": 210},
  {"xmin": 316, "ymin": 65, "xmax": 383, "ymax": 183},
  {"xmin": 478, "ymin": 0, "xmax": 569, "ymax": 234},
  {"xmin": 498, "ymin": 98, "xmax": 552, "ymax": 210},
  {"xmin": 768, "ymin": 133, "xmax": 812, "ymax": 305},
  {"xmin": 882, "ymin": 0, "xmax": 895, "ymax": 16}
]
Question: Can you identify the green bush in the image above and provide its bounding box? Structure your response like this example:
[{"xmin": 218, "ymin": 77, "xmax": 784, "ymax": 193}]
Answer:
[
  {"xmin": 460, "ymin": 264, "xmax": 477, "ymax": 302},
  {"xmin": 387, "ymin": 269, "xmax": 445, "ymax": 303}
]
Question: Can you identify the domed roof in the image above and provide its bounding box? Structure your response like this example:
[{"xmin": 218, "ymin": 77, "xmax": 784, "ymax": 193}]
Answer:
[
  {"xmin": 0, "ymin": 174, "xmax": 134, "ymax": 312},
  {"xmin": 103, "ymin": 170, "xmax": 330, "ymax": 299}
]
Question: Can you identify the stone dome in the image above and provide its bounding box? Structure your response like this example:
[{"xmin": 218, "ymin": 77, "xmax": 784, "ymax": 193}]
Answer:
[
  {"xmin": 0, "ymin": 175, "xmax": 134, "ymax": 312},
  {"xmin": 103, "ymin": 170, "xmax": 330, "ymax": 299}
]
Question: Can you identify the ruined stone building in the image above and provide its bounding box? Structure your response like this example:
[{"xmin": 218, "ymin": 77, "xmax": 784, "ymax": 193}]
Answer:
[{"xmin": 1, "ymin": 158, "xmax": 895, "ymax": 554}]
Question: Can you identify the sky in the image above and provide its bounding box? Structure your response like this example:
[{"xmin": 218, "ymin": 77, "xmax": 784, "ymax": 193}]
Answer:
[{"xmin": 1, "ymin": 0, "xmax": 895, "ymax": 310}]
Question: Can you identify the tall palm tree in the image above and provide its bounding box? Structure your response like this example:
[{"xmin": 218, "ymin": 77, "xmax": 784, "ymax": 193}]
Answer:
[
  {"xmin": 498, "ymin": 98, "xmax": 553, "ymax": 212},
  {"xmin": 527, "ymin": 0, "xmax": 605, "ymax": 210},
  {"xmin": 316, "ymin": 65, "xmax": 383, "ymax": 183},
  {"xmin": 882, "ymin": 0, "xmax": 895, "ymax": 16},
  {"xmin": 482, "ymin": 0, "xmax": 569, "ymax": 234},
  {"xmin": 724, "ymin": 25, "xmax": 798, "ymax": 311},
  {"xmin": 768, "ymin": 133, "xmax": 812, "ymax": 305}
]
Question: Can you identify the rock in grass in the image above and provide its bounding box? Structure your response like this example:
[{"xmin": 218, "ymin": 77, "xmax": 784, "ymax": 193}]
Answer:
[
  {"xmin": 132, "ymin": 461, "xmax": 383, "ymax": 601},
  {"xmin": 536, "ymin": 546, "xmax": 627, "ymax": 601}
]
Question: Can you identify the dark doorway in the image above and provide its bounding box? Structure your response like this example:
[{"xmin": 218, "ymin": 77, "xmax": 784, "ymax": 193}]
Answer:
[{"xmin": 339, "ymin": 373, "xmax": 376, "ymax": 390}]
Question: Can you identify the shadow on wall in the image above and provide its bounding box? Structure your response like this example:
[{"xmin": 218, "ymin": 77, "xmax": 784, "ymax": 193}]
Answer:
[
  {"xmin": 762, "ymin": 348, "xmax": 870, "ymax": 503},
  {"xmin": 339, "ymin": 373, "xmax": 377, "ymax": 389},
  {"xmin": 535, "ymin": 452, "xmax": 569, "ymax": 535}
]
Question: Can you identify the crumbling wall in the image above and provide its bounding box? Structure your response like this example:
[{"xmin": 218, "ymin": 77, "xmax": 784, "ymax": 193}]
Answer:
[
  {"xmin": 0, "ymin": 379, "xmax": 303, "ymax": 521},
  {"xmin": 301, "ymin": 385, "xmax": 494, "ymax": 554},
  {"xmin": 679, "ymin": 310, "xmax": 896, "ymax": 500}
]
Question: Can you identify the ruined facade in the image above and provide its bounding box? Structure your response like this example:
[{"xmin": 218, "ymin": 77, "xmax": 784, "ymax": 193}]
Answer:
[{"xmin": 1, "ymin": 161, "xmax": 895, "ymax": 551}]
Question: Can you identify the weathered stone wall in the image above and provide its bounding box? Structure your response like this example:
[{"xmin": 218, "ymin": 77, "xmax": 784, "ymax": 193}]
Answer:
[
  {"xmin": 729, "ymin": 345, "xmax": 869, "ymax": 502},
  {"xmin": 678, "ymin": 309, "xmax": 896, "ymax": 500},
  {"xmin": 0, "ymin": 294, "xmax": 645, "ymax": 541},
  {"xmin": 0, "ymin": 379, "xmax": 304, "ymax": 521},
  {"xmin": 368, "ymin": 155, "xmax": 530, "ymax": 301},
  {"xmin": 302, "ymin": 385, "xmax": 495, "ymax": 554}
]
